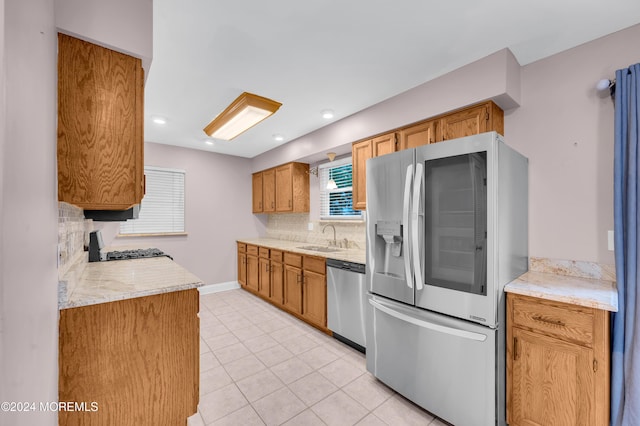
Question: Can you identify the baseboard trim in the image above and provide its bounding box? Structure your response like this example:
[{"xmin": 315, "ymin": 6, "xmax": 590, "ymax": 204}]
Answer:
[{"xmin": 198, "ymin": 281, "xmax": 241, "ymax": 295}]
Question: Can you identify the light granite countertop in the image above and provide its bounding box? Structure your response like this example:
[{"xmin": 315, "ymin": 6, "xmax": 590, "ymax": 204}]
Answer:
[
  {"xmin": 237, "ymin": 237, "xmax": 366, "ymax": 264},
  {"xmin": 59, "ymin": 251, "xmax": 204, "ymax": 310},
  {"xmin": 505, "ymin": 271, "xmax": 618, "ymax": 312}
]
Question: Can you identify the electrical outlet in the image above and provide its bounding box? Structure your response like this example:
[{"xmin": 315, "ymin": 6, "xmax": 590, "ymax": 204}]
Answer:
[
  {"xmin": 608, "ymin": 230, "xmax": 614, "ymax": 251},
  {"xmin": 308, "ymin": 222, "xmax": 314, "ymax": 231}
]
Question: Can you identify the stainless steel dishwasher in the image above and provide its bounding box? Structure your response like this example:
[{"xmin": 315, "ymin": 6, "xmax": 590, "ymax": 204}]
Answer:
[{"xmin": 326, "ymin": 259, "xmax": 366, "ymax": 352}]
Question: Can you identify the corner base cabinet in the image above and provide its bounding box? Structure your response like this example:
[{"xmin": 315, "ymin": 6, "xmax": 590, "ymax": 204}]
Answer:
[
  {"xmin": 59, "ymin": 289, "xmax": 199, "ymax": 426},
  {"xmin": 506, "ymin": 293, "xmax": 610, "ymax": 426}
]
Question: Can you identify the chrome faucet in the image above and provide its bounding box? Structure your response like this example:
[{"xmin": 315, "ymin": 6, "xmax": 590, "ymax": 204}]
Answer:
[{"xmin": 322, "ymin": 224, "xmax": 337, "ymax": 246}]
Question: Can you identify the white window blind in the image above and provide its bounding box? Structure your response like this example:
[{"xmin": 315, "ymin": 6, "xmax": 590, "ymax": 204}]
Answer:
[
  {"xmin": 319, "ymin": 157, "xmax": 362, "ymax": 220},
  {"xmin": 119, "ymin": 166, "xmax": 185, "ymax": 235}
]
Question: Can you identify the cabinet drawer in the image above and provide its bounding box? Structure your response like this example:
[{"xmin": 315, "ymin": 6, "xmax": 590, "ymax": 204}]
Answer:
[
  {"xmin": 304, "ymin": 256, "xmax": 325, "ymax": 275},
  {"xmin": 284, "ymin": 252, "xmax": 302, "ymax": 268},
  {"xmin": 246, "ymin": 245, "xmax": 258, "ymax": 256},
  {"xmin": 237, "ymin": 243, "xmax": 246, "ymax": 252},
  {"xmin": 259, "ymin": 247, "xmax": 270, "ymax": 258},
  {"xmin": 511, "ymin": 295, "xmax": 594, "ymax": 346},
  {"xmin": 270, "ymin": 250, "xmax": 283, "ymax": 262}
]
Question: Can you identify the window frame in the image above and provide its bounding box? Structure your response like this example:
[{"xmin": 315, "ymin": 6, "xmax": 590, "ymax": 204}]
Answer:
[
  {"xmin": 318, "ymin": 157, "xmax": 362, "ymax": 221},
  {"xmin": 118, "ymin": 165, "xmax": 186, "ymax": 237}
]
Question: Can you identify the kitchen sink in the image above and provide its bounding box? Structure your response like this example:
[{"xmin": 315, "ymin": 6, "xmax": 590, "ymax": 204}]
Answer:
[{"xmin": 297, "ymin": 245, "xmax": 342, "ymax": 253}]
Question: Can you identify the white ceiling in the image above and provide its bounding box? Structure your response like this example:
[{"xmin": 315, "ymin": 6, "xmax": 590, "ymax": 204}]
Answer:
[{"xmin": 144, "ymin": 0, "xmax": 640, "ymax": 158}]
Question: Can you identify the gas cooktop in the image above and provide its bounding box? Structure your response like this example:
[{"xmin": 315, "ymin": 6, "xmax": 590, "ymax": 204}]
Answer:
[{"xmin": 105, "ymin": 248, "xmax": 173, "ymax": 261}]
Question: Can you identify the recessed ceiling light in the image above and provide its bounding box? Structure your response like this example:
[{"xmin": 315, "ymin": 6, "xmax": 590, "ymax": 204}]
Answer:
[
  {"xmin": 152, "ymin": 116, "xmax": 167, "ymax": 125},
  {"xmin": 205, "ymin": 140, "xmax": 214, "ymax": 146},
  {"xmin": 273, "ymin": 134, "xmax": 284, "ymax": 142},
  {"xmin": 321, "ymin": 109, "xmax": 334, "ymax": 119}
]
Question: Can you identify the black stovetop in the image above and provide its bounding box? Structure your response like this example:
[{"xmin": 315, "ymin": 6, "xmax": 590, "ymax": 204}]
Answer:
[{"xmin": 105, "ymin": 248, "xmax": 173, "ymax": 261}]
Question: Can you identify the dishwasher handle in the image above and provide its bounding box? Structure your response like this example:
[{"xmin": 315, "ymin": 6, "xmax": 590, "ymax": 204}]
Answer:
[{"xmin": 326, "ymin": 259, "xmax": 365, "ymax": 274}]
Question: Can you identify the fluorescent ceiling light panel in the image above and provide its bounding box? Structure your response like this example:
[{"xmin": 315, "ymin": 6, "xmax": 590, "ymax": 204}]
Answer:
[{"xmin": 203, "ymin": 92, "xmax": 282, "ymax": 140}]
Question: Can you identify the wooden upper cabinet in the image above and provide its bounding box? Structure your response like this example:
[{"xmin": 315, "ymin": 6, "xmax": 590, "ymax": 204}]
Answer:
[
  {"xmin": 252, "ymin": 162, "xmax": 309, "ymax": 214},
  {"xmin": 372, "ymin": 133, "xmax": 396, "ymax": 157},
  {"xmin": 352, "ymin": 139, "xmax": 373, "ymax": 211},
  {"xmin": 262, "ymin": 168, "xmax": 276, "ymax": 213},
  {"xmin": 57, "ymin": 34, "xmax": 144, "ymax": 210},
  {"xmin": 252, "ymin": 172, "xmax": 263, "ymax": 213},
  {"xmin": 439, "ymin": 101, "xmax": 504, "ymax": 141},
  {"xmin": 399, "ymin": 120, "xmax": 437, "ymax": 150},
  {"xmin": 275, "ymin": 162, "xmax": 309, "ymax": 213},
  {"xmin": 352, "ymin": 132, "xmax": 396, "ymax": 210}
]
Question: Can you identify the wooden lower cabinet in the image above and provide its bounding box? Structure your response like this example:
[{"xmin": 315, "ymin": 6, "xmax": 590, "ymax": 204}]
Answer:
[
  {"xmin": 246, "ymin": 253, "xmax": 259, "ymax": 292},
  {"xmin": 302, "ymin": 269, "xmax": 327, "ymax": 328},
  {"xmin": 507, "ymin": 293, "xmax": 610, "ymax": 426},
  {"xmin": 283, "ymin": 264, "xmax": 303, "ymax": 315},
  {"xmin": 237, "ymin": 243, "xmax": 246, "ymax": 287},
  {"xmin": 59, "ymin": 289, "xmax": 199, "ymax": 426},
  {"xmin": 258, "ymin": 257, "xmax": 271, "ymax": 297},
  {"xmin": 238, "ymin": 242, "xmax": 328, "ymax": 332},
  {"xmin": 270, "ymin": 250, "xmax": 284, "ymax": 305}
]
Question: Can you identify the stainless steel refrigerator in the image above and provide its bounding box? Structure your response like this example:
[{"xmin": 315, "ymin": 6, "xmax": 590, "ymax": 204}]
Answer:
[{"xmin": 365, "ymin": 131, "xmax": 528, "ymax": 426}]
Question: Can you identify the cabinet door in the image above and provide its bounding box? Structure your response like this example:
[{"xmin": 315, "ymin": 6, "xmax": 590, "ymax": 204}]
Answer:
[
  {"xmin": 237, "ymin": 252, "xmax": 246, "ymax": 287},
  {"xmin": 352, "ymin": 139, "xmax": 372, "ymax": 210},
  {"xmin": 258, "ymin": 257, "xmax": 271, "ymax": 297},
  {"xmin": 246, "ymin": 255, "xmax": 259, "ymax": 292},
  {"xmin": 510, "ymin": 327, "xmax": 596, "ymax": 426},
  {"xmin": 263, "ymin": 168, "xmax": 276, "ymax": 213},
  {"xmin": 302, "ymin": 270, "xmax": 326, "ymax": 328},
  {"xmin": 439, "ymin": 104, "xmax": 488, "ymax": 141},
  {"xmin": 57, "ymin": 34, "xmax": 144, "ymax": 210},
  {"xmin": 283, "ymin": 265, "xmax": 303, "ymax": 315},
  {"xmin": 275, "ymin": 164, "xmax": 293, "ymax": 212},
  {"xmin": 252, "ymin": 172, "xmax": 263, "ymax": 213},
  {"xmin": 399, "ymin": 120, "xmax": 437, "ymax": 149},
  {"xmin": 270, "ymin": 261, "xmax": 284, "ymax": 305},
  {"xmin": 372, "ymin": 133, "xmax": 396, "ymax": 157}
]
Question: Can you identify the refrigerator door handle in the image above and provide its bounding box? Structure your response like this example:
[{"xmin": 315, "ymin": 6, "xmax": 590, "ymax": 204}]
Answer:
[
  {"xmin": 369, "ymin": 298, "xmax": 487, "ymax": 342},
  {"xmin": 403, "ymin": 164, "xmax": 413, "ymax": 289},
  {"xmin": 412, "ymin": 162, "xmax": 424, "ymax": 290}
]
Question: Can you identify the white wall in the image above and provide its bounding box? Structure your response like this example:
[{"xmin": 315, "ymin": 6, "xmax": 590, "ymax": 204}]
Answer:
[
  {"xmin": 252, "ymin": 48, "xmax": 521, "ymax": 171},
  {"xmin": 55, "ymin": 0, "xmax": 153, "ymax": 74},
  {"xmin": 99, "ymin": 142, "xmax": 265, "ymax": 285},
  {"xmin": 1, "ymin": 0, "xmax": 59, "ymax": 424},
  {"xmin": 252, "ymin": 26, "xmax": 640, "ymax": 266},
  {"xmin": 506, "ymin": 24, "xmax": 640, "ymax": 265}
]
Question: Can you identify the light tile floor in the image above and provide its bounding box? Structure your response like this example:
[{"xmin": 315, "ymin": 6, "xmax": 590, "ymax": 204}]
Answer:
[{"xmin": 189, "ymin": 289, "xmax": 449, "ymax": 426}]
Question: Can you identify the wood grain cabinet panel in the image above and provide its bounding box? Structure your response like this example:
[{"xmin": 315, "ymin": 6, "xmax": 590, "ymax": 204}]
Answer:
[
  {"xmin": 262, "ymin": 168, "xmax": 276, "ymax": 213},
  {"xmin": 252, "ymin": 162, "xmax": 309, "ymax": 214},
  {"xmin": 59, "ymin": 289, "xmax": 199, "ymax": 426},
  {"xmin": 283, "ymin": 264, "xmax": 303, "ymax": 315},
  {"xmin": 252, "ymin": 172, "xmax": 263, "ymax": 213},
  {"xmin": 372, "ymin": 133, "xmax": 396, "ymax": 157},
  {"xmin": 246, "ymin": 252, "xmax": 259, "ymax": 292},
  {"xmin": 351, "ymin": 139, "xmax": 373, "ymax": 211},
  {"xmin": 507, "ymin": 293, "xmax": 610, "ymax": 426},
  {"xmin": 258, "ymin": 256, "xmax": 271, "ymax": 298},
  {"xmin": 439, "ymin": 101, "xmax": 504, "ymax": 141},
  {"xmin": 270, "ymin": 259, "xmax": 284, "ymax": 305},
  {"xmin": 399, "ymin": 120, "xmax": 437, "ymax": 149},
  {"xmin": 302, "ymin": 268, "xmax": 326, "ymax": 328},
  {"xmin": 237, "ymin": 246, "xmax": 247, "ymax": 287},
  {"xmin": 57, "ymin": 34, "xmax": 144, "ymax": 210}
]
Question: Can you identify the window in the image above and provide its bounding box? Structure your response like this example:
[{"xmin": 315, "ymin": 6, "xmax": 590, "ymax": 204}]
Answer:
[
  {"xmin": 319, "ymin": 157, "xmax": 362, "ymax": 220},
  {"xmin": 119, "ymin": 166, "xmax": 186, "ymax": 235}
]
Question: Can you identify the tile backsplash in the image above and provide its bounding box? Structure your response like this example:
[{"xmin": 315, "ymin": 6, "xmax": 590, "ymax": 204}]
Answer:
[
  {"xmin": 58, "ymin": 202, "xmax": 91, "ymax": 277},
  {"xmin": 266, "ymin": 213, "xmax": 366, "ymax": 249}
]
